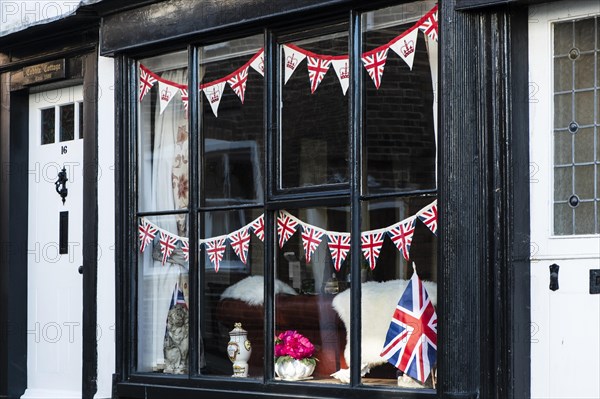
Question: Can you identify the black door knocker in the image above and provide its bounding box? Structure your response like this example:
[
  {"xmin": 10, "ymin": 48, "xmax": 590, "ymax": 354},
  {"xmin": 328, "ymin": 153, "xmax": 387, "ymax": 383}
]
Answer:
[{"xmin": 55, "ymin": 167, "xmax": 68, "ymax": 205}]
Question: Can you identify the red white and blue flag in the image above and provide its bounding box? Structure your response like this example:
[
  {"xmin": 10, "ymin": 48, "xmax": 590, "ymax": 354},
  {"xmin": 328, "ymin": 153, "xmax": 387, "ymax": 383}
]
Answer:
[
  {"xmin": 229, "ymin": 227, "xmax": 251, "ymax": 265},
  {"xmin": 418, "ymin": 6, "xmax": 438, "ymax": 42},
  {"xmin": 250, "ymin": 214, "xmax": 265, "ymax": 242},
  {"xmin": 138, "ymin": 219, "xmax": 158, "ymax": 253},
  {"xmin": 277, "ymin": 211, "xmax": 299, "ymax": 248},
  {"xmin": 388, "ymin": 217, "xmax": 416, "ymax": 261},
  {"xmin": 301, "ymin": 225, "xmax": 325, "ymax": 263},
  {"xmin": 139, "ymin": 65, "xmax": 157, "ymax": 102},
  {"xmin": 361, "ymin": 231, "xmax": 385, "ymax": 270},
  {"xmin": 380, "ymin": 267, "xmax": 437, "ymax": 383},
  {"xmin": 205, "ymin": 238, "xmax": 227, "ymax": 273},
  {"xmin": 307, "ymin": 56, "xmax": 332, "ymax": 93},
  {"xmin": 159, "ymin": 231, "xmax": 178, "ymax": 265},
  {"xmin": 327, "ymin": 232, "xmax": 351, "ymax": 271},
  {"xmin": 169, "ymin": 282, "xmax": 187, "ymax": 310},
  {"xmin": 361, "ymin": 47, "xmax": 389, "ymax": 89},
  {"xmin": 181, "ymin": 238, "xmax": 189, "ymax": 262},
  {"xmin": 227, "ymin": 66, "xmax": 249, "ymax": 103},
  {"xmin": 418, "ymin": 200, "xmax": 438, "ymax": 235}
]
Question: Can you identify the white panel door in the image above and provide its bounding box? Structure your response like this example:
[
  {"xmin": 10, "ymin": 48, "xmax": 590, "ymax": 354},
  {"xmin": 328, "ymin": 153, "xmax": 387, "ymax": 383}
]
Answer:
[
  {"xmin": 529, "ymin": 2, "xmax": 600, "ymax": 399},
  {"xmin": 24, "ymin": 86, "xmax": 84, "ymax": 399}
]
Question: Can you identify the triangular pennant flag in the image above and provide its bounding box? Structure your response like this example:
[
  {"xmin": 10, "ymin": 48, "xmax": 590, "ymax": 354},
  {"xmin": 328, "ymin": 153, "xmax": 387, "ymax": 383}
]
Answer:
[
  {"xmin": 181, "ymin": 238, "xmax": 189, "ymax": 262},
  {"xmin": 389, "ymin": 26, "xmax": 419, "ymax": 70},
  {"xmin": 418, "ymin": 200, "xmax": 438, "ymax": 235},
  {"xmin": 158, "ymin": 80, "xmax": 177, "ymax": 114},
  {"xmin": 169, "ymin": 282, "xmax": 188, "ymax": 310},
  {"xmin": 326, "ymin": 232, "xmax": 351, "ymax": 272},
  {"xmin": 205, "ymin": 238, "xmax": 227, "ymax": 272},
  {"xmin": 139, "ymin": 65, "xmax": 157, "ymax": 102},
  {"xmin": 361, "ymin": 231, "xmax": 385, "ymax": 270},
  {"xmin": 227, "ymin": 65, "xmax": 249, "ymax": 103},
  {"xmin": 307, "ymin": 56, "xmax": 332, "ymax": 93},
  {"xmin": 301, "ymin": 225, "xmax": 325, "ymax": 263},
  {"xmin": 229, "ymin": 228, "xmax": 251, "ymax": 265},
  {"xmin": 202, "ymin": 81, "xmax": 226, "ymax": 117},
  {"xmin": 250, "ymin": 214, "xmax": 265, "ymax": 242},
  {"xmin": 283, "ymin": 44, "xmax": 307, "ymax": 84},
  {"xmin": 250, "ymin": 49, "xmax": 265, "ymax": 77},
  {"xmin": 138, "ymin": 219, "xmax": 158, "ymax": 253},
  {"xmin": 387, "ymin": 217, "xmax": 416, "ymax": 261},
  {"xmin": 277, "ymin": 211, "xmax": 299, "ymax": 248},
  {"xmin": 418, "ymin": 6, "xmax": 438, "ymax": 42},
  {"xmin": 331, "ymin": 57, "xmax": 350, "ymax": 95},
  {"xmin": 159, "ymin": 231, "xmax": 178, "ymax": 265},
  {"xmin": 180, "ymin": 88, "xmax": 189, "ymax": 114},
  {"xmin": 362, "ymin": 47, "xmax": 389, "ymax": 89}
]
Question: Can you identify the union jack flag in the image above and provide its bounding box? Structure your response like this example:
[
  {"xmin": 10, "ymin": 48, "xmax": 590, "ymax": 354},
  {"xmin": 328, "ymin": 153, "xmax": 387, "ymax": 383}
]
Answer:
[
  {"xmin": 159, "ymin": 231, "xmax": 178, "ymax": 265},
  {"xmin": 138, "ymin": 219, "xmax": 157, "ymax": 253},
  {"xmin": 361, "ymin": 231, "xmax": 385, "ymax": 270},
  {"xmin": 229, "ymin": 228, "xmax": 251, "ymax": 265},
  {"xmin": 327, "ymin": 232, "xmax": 351, "ymax": 272},
  {"xmin": 277, "ymin": 211, "xmax": 299, "ymax": 248},
  {"xmin": 181, "ymin": 238, "xmax": 189, "ymax": 262},
  {"xmin": 205, "ymin": 238, "xmax": 227, "ymax": 273},
  {"xmin": 307, "ymin": 56, "xmax": 332, "ymax": 93},
  {"xmin": 418, "ymin": 201, "xmax": 438, "ymax": 235},
  {"xmin": 361, "ymin": 48, "xmax": 388, "ymax": 89},
  {"xmin": 418, "ymin": 7, "xmax": 438, "ymax": 41},
  {"xmin": 250, "ymin": 214, "xmax": 265, "ymax": 242},
  {"xmin": 380, "ymin": 268, "xmax": 437, "ymax": 383},
  {"xmin": 227, "ymin": 66, "xmax": 249, "ymax": 103},
  {"xmin": 139, "ymin": 65, "xmax": 157, "ymax": 102},
  {"xmin": 180, "ymin": 88, "xmax": 189, "ymax": 114},
  {"xmin": 388, "ymin": 217, "xmax": 416, "ymax": 261},
  {"xmin": 168, "ymin": 282, "xmax": 187, "ymax": 310},
  {"xmin": 301, "ymin": 225, "xmax": 325, "ymax": 263}
]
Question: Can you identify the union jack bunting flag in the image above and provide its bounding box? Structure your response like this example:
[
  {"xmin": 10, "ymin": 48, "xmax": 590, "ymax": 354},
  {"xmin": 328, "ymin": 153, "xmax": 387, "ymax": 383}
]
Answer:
[
  {"xmin": 227, "ymin": 66, "xmax": 249, "ymax": 103},
  {"xmin": 169, "ymin": 283, "xmax": 187, "ymax": 310},
  {"xmin": 307, "ymin": 56, "xmax": 332, "ymax": 93},
  {"xmin": 361, "ymin": 231, "xmax": 385, "ymax": 270},
  {"xmin": 417, "ymin": 201, "xmax": 438, "ymax": 235},
  {"xmin": 180, "ymin": 88, "xmax": 189, "ymax": 114},
  {"xmin": 327, "ymin": 232, "xmax": 351, "ymax": 272},
  {"xmin": 388, "ymin": 217, "xmax": 416, "ymax": 261},
  {"xmin": 380, "ymin": 267, "xmax": 437, "ymax": 383},
  {"xmin": 361, "ymin": 47, "xmax": 389, "ymax": 89},
  {"xmin": 181, "ymin": 239, "xmax": 189, "ymax": 262},
  {"xmin": 139, "ymin": 65, "xmax": 157, "ymax": 102},
  {"xmin": 138, "ymin": 219, "xmax": 158, "ymax": 253},
  {"xmin": 159, "ymin": 231, "xmax": 178, "ymax": 265},
  {"xmin": 250, "ymin": 214, "xmax": 265, "ymax": 242},
  {"xmin": 277, "ymin": 211, "xmax": 299, "ymax": 248},
  {"xmin": 205, "ymin": 238, "xmax": 227, "ymax": 273},
  {"xmin": 418, "ymin": 7, "xmax": 438, "ymax": 41},
  {"xmin": 229, "ymin": 228, "xmax": 251, "ymax": 265},
  {"xmin": 301, "ymin": 225, "xmax": 325, "ymax": 263}
]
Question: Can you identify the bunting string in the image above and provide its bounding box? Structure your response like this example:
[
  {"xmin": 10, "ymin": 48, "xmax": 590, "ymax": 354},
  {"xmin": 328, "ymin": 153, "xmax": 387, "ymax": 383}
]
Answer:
[{"xmin": 139, "ymin": 199, "xmax": 437, "ymax": 272}]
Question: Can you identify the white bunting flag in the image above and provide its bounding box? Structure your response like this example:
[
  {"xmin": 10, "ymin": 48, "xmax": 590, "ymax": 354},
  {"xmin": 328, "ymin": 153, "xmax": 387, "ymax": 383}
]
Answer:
[
  {"xmin": 205, "ymin": 238, "xmax": 227, "ymax": 272},
  {"xmin": 362, "ymin": 47, "xmax": 389, "ymax": 89},
  {"xmin": 202, "ymin": 81, "xmax": 226, "ymax": 117},
  {"xmin": 250, "ymin": 49, "xmax": 265, "ymax": 77},
  {"xmin": 331, "ymin": 57, "xmax": 350, "ymax": 95},
  {"xmin": 283, "ymin": 44, "xmax": 307, "ymax": 84},
  {"xmin": 327, "ymin": 232, "xmax": 351, "ymax": 271},
  {"xmin": 158, "ymin": 80, "xmax": 177, "ymax": 114},
  {"xmin": 159, "ymin": 231, "xmax": 178, "ymax": 265},
  {"xmin": 227, "ymin": 66, "xmax": 249, "ymax": 104},
  {"xmin": 389, "ymin": 26, "xmax": 419, "ymax": 70},
  {"xmin": 229, "ymin": 228, "xmax": 251, "ymax": 265},
  {"xmin": 301, "ymin": 225, "xmax": 325, "ymax": 263}
]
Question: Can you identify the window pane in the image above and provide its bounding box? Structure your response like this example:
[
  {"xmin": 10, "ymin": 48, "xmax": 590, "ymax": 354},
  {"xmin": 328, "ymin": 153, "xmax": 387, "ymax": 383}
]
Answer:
[
  {"xmin": 574, "ymin": 128, "xmax": 594, "ymax": 164},
  {"xmin": 200, "ymin": 35, "xmax": 264, "ymax": 206},
  {"xmin": 274, "ymin": 207, "xmax": 350, "ymax": 384},
  {"xmin": 363, "ymin": 3, "xmax": 437, "ymax": 195},
  {"xmin": 41, "ymin": 107, "xmax": 55, "ymax": 145},
  {"xmin": 137, "ymin": 215, "xmax": 189, "ymax": 374},
  {"xmin": 60, "ymin": 104, "xmax": 75, "ymax": 142},
  {"xmin": 279, "ymin": 29, "xmax": 349, "ymax": 189},
  {"xmin": 138, "ymin": 50, "xmax": 189, "ymax": 212},
  {"xmin": 201, "ymin": 208, "xmax": 264, "ymax": 378},
  {"xmin": 360, "ymin": 196, "xmax": 437, "ymax": 388},
  {"xmin": 78, "ymin": 102, "xmax": 84, "ymax": 139}
]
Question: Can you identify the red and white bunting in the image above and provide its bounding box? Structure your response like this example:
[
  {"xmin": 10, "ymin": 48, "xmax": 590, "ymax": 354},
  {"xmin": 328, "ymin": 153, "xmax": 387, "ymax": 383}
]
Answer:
[
  {"xmin": 250, "ymin": 214, "xmax": 265, "ymax": 242},
  {"xmin": 180, "ymin": 88, "xmax": 189, "ymax": 114},
  {"xmin": 283, "ymin": 44, "xmax": 307, "ymax": 84},
  {"xmin": 418, "ymin": 200, "xmax": 438, "ymax": 235},
  {"xmin": 158, "ymin": 80, "xmax": 177, "ymax": 114},
  {"xmin": 362, "ymin": 47, "xmax": 389, "ymax": 89},
  {"xmin": 307, "ymin": 56, "xmax": 332, "ymax": 94},
  {"xmin": 331, "ymin": 57, "xmax": 350, "ymax": 95},
  {"xmin": 250, "ymin": 49, "xmax": 265, "ymax": 77},
  {"xmin": 202, "ymin": 81, "xmax": 226, "ymax": 117},
  {"xmin": 205, "ymin": 238, "xmax": 227, "ymax": 272},
  {"xmin": 327, "ymin": 232, "xmax": 351, "ymax": 272},
  {"xmin": 139, "ymin": 65, "xmax": 157, "ymax": 102},
  {"xmin": 277, "ymin": 211, "xmax": 299, "ymax": 248},
  {"xmin": 389, "ymin": 25, "xmax": 419, "ymax": 70},
  {"xmin": 229, "ymin": 228, "xmax": 251, "ymax": 265},
  {"xmin": 361, "ymin": 231, "xmax": 386, "ymax": 271},
  {"xmin": 159, "ymin": 231, "xmax": 178, "ymax": 265},
  {"xmin": 419, "ymin": 7, "xmax": 438, "ymax": 42},
  {"xmin": 227, "ymin": 65, "xmax": 249, "ymax": 104},
  {"xmin": 181, "ymin": 238, "xmax": 190, "ymax": 262},
  {"xmin": 138, "ymin": 219, "xmax": 158, "ymax": 253},
  {"xmin": 301, "ymin": 225, "xmax": 325, "ymax": 263},
  {"xmin": 387, "ymin": 217, "xmax": 416, "ymax": 261}
]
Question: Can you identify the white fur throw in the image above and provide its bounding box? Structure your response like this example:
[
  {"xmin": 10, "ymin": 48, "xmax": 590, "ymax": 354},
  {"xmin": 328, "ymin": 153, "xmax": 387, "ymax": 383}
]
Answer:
[
  {"xmin": 220, "ymin": 276, "xmax": 297, "ymax": 306},
  {"xmin": 332, "ymin": 279, "xmax": 437, "ymax": 368}
]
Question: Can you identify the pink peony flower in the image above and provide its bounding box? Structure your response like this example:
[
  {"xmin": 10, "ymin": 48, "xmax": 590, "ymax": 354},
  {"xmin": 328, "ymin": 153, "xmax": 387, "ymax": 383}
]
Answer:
[{"xmin": 274, "ymin": 330, "xmax": 315, "ymax": 360}]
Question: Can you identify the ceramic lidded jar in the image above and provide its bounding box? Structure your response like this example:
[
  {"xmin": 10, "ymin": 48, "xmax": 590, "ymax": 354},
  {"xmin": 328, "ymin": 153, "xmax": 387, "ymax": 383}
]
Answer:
[{"xmin": 227, "ymin": 322, "xmax": 252, "ymax": 377}]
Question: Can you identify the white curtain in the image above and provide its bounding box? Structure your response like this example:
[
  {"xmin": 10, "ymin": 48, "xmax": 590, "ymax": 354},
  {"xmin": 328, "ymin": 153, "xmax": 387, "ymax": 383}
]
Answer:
[{"xmin": 425, "ymin": 35, "xmax": 438, "ymax": 182}]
